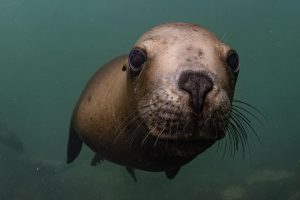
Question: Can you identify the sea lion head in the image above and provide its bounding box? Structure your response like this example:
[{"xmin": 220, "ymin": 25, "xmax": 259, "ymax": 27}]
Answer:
[{"xmin": 124, "ymin": 23, "xmax": 240, "ymax": 159}]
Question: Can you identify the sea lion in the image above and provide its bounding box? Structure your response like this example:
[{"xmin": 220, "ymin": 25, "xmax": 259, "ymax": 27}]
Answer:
[{"xmin": 67, "ymin": 22, "xmax": 241, "ymax": 180}]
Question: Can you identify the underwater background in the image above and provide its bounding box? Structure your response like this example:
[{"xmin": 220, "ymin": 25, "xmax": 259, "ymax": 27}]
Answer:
[{"xmin": 0, "ymin": 0, "xmax": 299, "ymax": 199}]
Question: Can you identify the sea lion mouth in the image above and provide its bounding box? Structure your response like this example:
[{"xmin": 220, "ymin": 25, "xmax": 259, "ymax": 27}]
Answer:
[
  {"xmin": 134, "ymin": 81, "xmax": 232, "ymax": 142},
  {"xmin": 147, "ymin": 125, "xmax": 225, "ymax": 142},
  {"xmin": 138, "ymin": 126, "xmax": 218, "ymax": 164},
  {"xmin": 127, "ymin": 99, "xmax": 262, "ymax": 159},
  {"xmin": 140, "ymin": 113, "xmax": 227, "ymax": 143}
]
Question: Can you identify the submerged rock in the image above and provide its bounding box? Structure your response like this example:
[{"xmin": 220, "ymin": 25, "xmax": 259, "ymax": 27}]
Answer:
[
  {"xmin": 245, "ymin": 169, "xmax": 294, "ymax": 185},
  {"xmin": 288, "ymin": 191, "xmax": 300, "ymax": 200},
  {"xmin": 221, "ymin": 185, "xmax": 248, "ymax": 200},
  {"xmin": 0, "ymin": 125, "xmax": 24, "ymax": 153}
]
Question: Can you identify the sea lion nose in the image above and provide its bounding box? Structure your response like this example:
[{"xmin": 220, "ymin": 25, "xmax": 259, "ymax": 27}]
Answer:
[{"xmin": 178, "ymin": 70, "xmax": 213, "ymax": 114}]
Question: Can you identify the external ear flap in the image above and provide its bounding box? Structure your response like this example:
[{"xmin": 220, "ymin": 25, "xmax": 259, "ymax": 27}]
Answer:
[
  {"xmin": 66, "ymin": 114, "xmax": 83, "ymax": 164},
  {"xmin": 122, "ymin": 64, "xmax": 127, "ymax": 71}
]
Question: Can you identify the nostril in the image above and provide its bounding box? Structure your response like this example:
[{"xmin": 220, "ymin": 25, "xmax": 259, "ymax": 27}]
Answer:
[{"xmin": 178, "ymin": 70, "xmax": 213, "ymax": 114}]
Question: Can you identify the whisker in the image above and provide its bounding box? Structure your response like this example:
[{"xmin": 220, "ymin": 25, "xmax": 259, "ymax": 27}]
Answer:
[
  {"xmin": 220, "ymin": 99, "xmax": 265, "ymax": 158},
  {"xmin": 232, "ymin": 105, "xmax": 264, "ymax": 126},
  {"xmin": 153, "ymin": 124, "xmax": 167, "ymax": 149},
  {"xmin": 128, "ymin": 114, "xmax": 150, "ymax": 147},
  {"xmin": 124, "ymin": 98, "xmax": 171, "ymax": 148},
  {"xmin": 226, "ymin": 125, "xmax": 236, "ymax": 156},
  {"xmin": 175, "ymin": 102, "xmax": 184, "ymax": 148},
  {"xmin": 229, "ymin": 115, "xmax": 249, "ymax": 158},
  {"xmin": 128, "ymin": 103, "xmax": 168, "ymax": 147},
  {"xmin": 232, "ymin": 100, "xmax": 266, "ymax": 121},
  {"xmin": 231, "ymin": 107, "xmax": 251, "ymax": 123},
  {"xmin": 119, "ymin": 103, "xmax": 155, "ymax": 129},
  {"xmin": 113, "ymin": 106, "xmax": 155, "ymax": 144},
  {"xmin": 229, "ymin": 125, "xmax": 240, "ymax": 156},
  {"xmin": 113, "ymin": 100, "xmax": 163, "ymax": 144},
  {"xmin": 228, "ymin": 122, "xmax": 239, "ymax": 155},
  {"xmin": 231, "ymin": 109, "xmax": 261, "ymax": 144},
  {"xmin": 221, "ymin": 31, "xmax": 228, "ymax": 41},
  {"xmin": 140, "ymin": 125, "xmax": 157, "ymax": 148},
  {"xmin": 215, "ymin": 111, "xmax": 230, "ymax": 157}
]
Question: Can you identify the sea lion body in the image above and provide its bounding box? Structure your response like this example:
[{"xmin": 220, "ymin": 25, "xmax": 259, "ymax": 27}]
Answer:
[
  {"xmin": 73, "ymin": 56, "xmax": 161, "ymax": 170},
  {"xmin": 67, "ymin": 23, "xmax": 240, "ymax": 177},
  {"xmin": 72, "ymin": 56, "xmax": 200, "ymax": 171}
]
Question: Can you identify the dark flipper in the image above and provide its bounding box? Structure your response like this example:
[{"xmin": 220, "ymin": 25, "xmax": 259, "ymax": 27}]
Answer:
[
  {"xmin": 165, "ymin": 167, "xmax": 181, "ymax": 179},
  {"xmin": 66, "ymin": 115, "xmax": 83, "ymax": 164},
  {"xmin": 90, "ymin": 154, "xmax": 104, "ymax": 166},
  {"xmin": 126, "ymin": 167, "xmax": 137, "ymax": 182}
]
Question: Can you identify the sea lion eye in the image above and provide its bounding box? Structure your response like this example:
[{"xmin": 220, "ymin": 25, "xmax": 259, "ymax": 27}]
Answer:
[
  {"xmin": 128, "ymin": 47, "xmax": 147, "ymax": 75},
  {"xmin": 226, "ymin": 50, "xmax": 239, "ymax": 74}
]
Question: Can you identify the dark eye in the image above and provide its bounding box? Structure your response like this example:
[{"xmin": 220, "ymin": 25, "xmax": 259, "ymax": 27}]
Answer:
[
  {"xmin": 226, "ymin": 50, "xmax": 239, "ymax": 74},
  {"xmin": 128, "ymin": 47, "xmax": 147, "ymax": 75}
]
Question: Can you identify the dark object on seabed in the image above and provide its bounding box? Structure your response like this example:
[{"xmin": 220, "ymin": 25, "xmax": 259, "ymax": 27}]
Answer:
[{"xmin": 0, "ymin": 125, "xmax": 24, "ymax": 153}]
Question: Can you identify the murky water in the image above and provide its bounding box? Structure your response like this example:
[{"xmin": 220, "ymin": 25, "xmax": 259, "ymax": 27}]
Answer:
[{"xmin": 0, "ymin": 0, "xmax": 299, "ymax": 199}]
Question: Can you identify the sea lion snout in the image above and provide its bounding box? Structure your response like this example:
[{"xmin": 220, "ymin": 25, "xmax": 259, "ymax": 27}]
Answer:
[{"xmin": 178, "ymin": 70, "xmax": 213, "ymax": 114}]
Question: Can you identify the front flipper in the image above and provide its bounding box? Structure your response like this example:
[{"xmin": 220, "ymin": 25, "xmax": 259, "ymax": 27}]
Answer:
[
  {"xmin": 165, "ymin": 167, "xmax": 181, "ymax": 179},
  {"xmin": 126, "ymin": 167, "xmax": 137, "ymax": 182},
  {"xmin": 90, "ymin": 154, "xmax": 104, "ymax": 166},
  {"xmin": 66, "ymin": 115, "xmax": 83, "ymax": 164}
]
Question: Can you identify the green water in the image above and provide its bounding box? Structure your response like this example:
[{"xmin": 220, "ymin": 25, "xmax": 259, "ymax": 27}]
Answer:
[{"xmin": 0, "ymin": 0, "xmax": 299, "ymax": 199}]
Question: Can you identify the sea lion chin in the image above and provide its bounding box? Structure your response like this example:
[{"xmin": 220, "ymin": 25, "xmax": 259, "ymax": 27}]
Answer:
[{"xmin": 67, "ymin": 22, "xmax": 241, "ymax": 180}]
